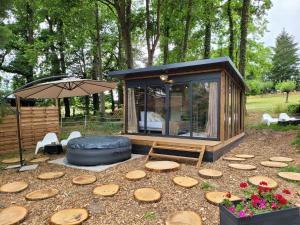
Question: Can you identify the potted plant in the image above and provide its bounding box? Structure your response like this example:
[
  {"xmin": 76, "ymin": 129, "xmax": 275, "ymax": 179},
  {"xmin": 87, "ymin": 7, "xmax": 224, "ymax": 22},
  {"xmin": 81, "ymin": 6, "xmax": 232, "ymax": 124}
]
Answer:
[{"xmin": 219, "ymin": 181, "xmax": 300, "ymax": 225}]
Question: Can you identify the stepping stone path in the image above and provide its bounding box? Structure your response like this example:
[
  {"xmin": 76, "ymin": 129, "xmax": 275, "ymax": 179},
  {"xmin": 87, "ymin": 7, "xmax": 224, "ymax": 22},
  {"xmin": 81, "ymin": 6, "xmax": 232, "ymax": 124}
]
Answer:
[
  {"xmin": 198, "ymin": 169, "xmax": 223, "ymax": 179},
  {"xmin": 166, "ymin": 211, "xmax": 202, "ymax": 225},
  {"xmin": 125, "ymin": 170, "xmax": 146, "ymax": 181},
  {"xmin": 269, "ymin": 157, "xmax": 294, "ymax": 162},
  {"xmin": 93, "ymin": 184, "xmax": 119, "ymax": 197},
  {"xmin": 1, "ymin": 157, "xmax": 20, "ymax": 164},
  {"xmin": 0, "ymin": 206, "xmax": 28, "ymax": 225},
  {"xmin": 0, "ymin": 181, "xmax": 28, "ymax": 193},
  {"xmin": 235, "ymin": 154, "xmax": 255, "ymax": 159},
  {"xmin": 248, "ymin": 176, "xmax": 278, "ymax": 189},
  {"xmin": 278, "ymin": 172, "xmax": 300, "ymax": 182},
  {"xmin": 134, "ymin": 188, "xmax": 161, "ymax": 203},
  {"xmin": 260, "ymin": 161, "xmax": 288, "ymax": 168},
  {"xmin": 228, "ymin": 164, "xmax": 257, "ymax": 170},
  {"xmin": 30, "ymin": 157, "xmax": 50, "ymax": 163},
  {"xmin": 25, "ymin": 188, "xmax": 59, "ymax": 201},
  {"xmin": 38, "ymin": 172, "xmax": 65, "ymax": 180},
  {"xmin": 72, "ymin": 175, "xmax": 97, "ymax": 185},
  {"xmin": 145, "ymin": 161, "xmax": 180, "ymax": 172},
  {"xmin": 223, "ymin": 157, "xmax": 245, "ymax": 161},
  {"xmin": 50, "ymin": 208, "xmax": 89, "ymax": 225},
  {"xmin": 205, "ymin": 191, "xmax": 240, "ymax": 205},
  {"xmin": 172, "ymin": 176, "xmax": 199, "ymax": 188}
]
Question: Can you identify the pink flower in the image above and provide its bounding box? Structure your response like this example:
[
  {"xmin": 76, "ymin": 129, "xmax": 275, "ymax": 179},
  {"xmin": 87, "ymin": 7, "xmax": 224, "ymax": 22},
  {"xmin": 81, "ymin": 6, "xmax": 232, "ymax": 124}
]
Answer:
[
  {"xmin": 271, "ymin": 202, "xmax": 278, "ymax": 209},
  {"xmin": 229, "ymin": 207, "xmax": 235, "ymax": 213},
  {"xmin": 282, "ymin": 189, "xmax": 291, "ymax": 194},
  {"xmin": 240, "ymin": 182, "xmax": 248, "ymax": 188},
  {"xmin": 239, "ymin": 210, "xmax": 246, "ymax": 218},
  {"xmin": 259, "ymin": 181, "xmax": 268, "ymax": 186},
  {"xmin": 259, "ymin": 199, "xmax": 266, "ymax": 209}
]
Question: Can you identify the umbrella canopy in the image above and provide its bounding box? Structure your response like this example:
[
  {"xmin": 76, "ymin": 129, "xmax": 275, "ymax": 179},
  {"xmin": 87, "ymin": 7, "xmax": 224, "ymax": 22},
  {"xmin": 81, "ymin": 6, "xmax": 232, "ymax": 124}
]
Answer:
[{"xmin": 13, "ymin": 78, "xmax": 116, "ymax": 99}]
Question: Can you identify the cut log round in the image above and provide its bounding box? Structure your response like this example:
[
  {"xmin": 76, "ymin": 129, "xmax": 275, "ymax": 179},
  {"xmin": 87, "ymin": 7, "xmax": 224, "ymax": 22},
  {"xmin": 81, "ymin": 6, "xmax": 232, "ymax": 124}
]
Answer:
[
  {"xmin": 145, "ymin": 161, "xmax": 180, "ymax": 172},
  {"xmin": 269, "ymin": 157, "xmax": 294, "ymax": 162},
  {"xmin": 125, "ymin": 170, "xmax": 146, "ymax": 181},
  {"xmin": 295, "ymin": 202, "xmax": 300, "ymax": 208},
  {"xmin": 205, "ymin": 192, "xmax": 240, "ymax": 205},
  {"xmin": 278, "ymin": 172, "xmax": 300, "ymax": 182},
  {"xmin": 235, "ymin": 154, "xmax": 255, "ymax": 159},
  {"xmin": 298, "ymin": 190, "xmax": 300, "ymax": 196},
  {"xmin": 198, "ymin": 169, "xmax": 223, "ymax": 179},
  {"xmin": 72, "ymin": 175, "xmax": 97, "ymax": 185},
  {"xmin": 223, "ymin": 157, "xmax": 245, "ymax": 161},
  {"xmin": 1, "ymin": 158, "xmax": 20, "ymax": 164},
  {"xmin": 134, "ymin": 188, "xmax": 161, "ymax": 203},
  {"xmin": 30, "ymin": 157, "xmax": 50, "ymax": 163},
  {"xmin": 93, "ymin": 184, "xmax": 119, "ymax": 197},
  {"xmin": 0, "ymin": 206, "xmax": 28, "ymax": 225},
  {"xmin": 49, "ymin": 208, "xmax": 89, "ymax": 225},
  {"xmin": 38, "ymin": 172, "xmax": 65, "ymax": 180},
  {"xmin": 25, "ymin": 188, "xmax": 59, "ymax": 201},
  {"xmin": 228, "ymin": 164, "xmax": 257, "ymax": 170},
  {"xmin": 0, "ymin": 181, "xmax": 28, "ymax": 193},
  {"xmin": 172, "ymin": 176, "xmax": 199, "ymax": 188},
  {"xmin": 260, "ymin": 161, "xmax": 288, "ymax": 168},
  {"xmin": 166, "ymin": 211, "xmax": 202, "ymax": 225},
  {"xmin": 248, "ymin": 176, "xmax": 278, "ymax": 189}
]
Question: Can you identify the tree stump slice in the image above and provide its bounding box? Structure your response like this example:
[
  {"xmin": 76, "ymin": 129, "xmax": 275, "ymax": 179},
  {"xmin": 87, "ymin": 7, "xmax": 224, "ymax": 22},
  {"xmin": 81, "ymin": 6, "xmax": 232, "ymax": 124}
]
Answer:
[
  {"xmin": 0, "ymin": 181, "xmax": 28, "ymax": 193},
  {"xmin": 125, "ymin": 170, "xmax": 146, "ymax": 181},
  {"xmin": 30, "ymin": 157, "xmax": 50, "ymax": 163},
  {"xmin": 25, "ymin": 188, "xmax": 59, "ymax": 201},
  {"xmin": 134, "ymin": 188, "xmax": 161, "ymax": 203},
  {"xmin": 0, "ymin": 206, "xmax": 28, "ymax": 225},
  {"xmin": 1, "ymin": 158, "xmax": 20, "ymax": 164},
  {"xmin": 295, "ymin": 202, "xmax": 300, "ymax": 208},
  {"xmin": 145, "ymin": 161, "xmax": 180, "ymax": 172},
  {"xmin": 235, "ymin": 154, "xmax": 255, "ymax": 159},
  {"xmin": 269, "ymin": 157, "xmax": 294, "ymax": 162},
  {"xmin": 297, "ymin": 190, "xmax": 300, "ymax": 196},
  {"xmin": 205, "ymin": 192, "xmax": 240, "ymax": 205},
  {"xmin": 223, "ymin": 157, "xmax": 246, "ymax": 161},
  {"xmin": 228, "ymin": 164, "xmax": 257, "ymax": 170},
  {"xmin": 172, "ymin": 176, "xmax": 199, "ymax": 188},
  {"xmin": 38, "ymin": 172, "xmax": 65, "ymax": 180},
  {"xmin": 198, "ymin": 169, "xmax": 223, "ymax": 179},
  {"xmin": 166, "ymin": 211, "xmax": 202, "ymax": 225},
  {"xmin": 93, "ymin": 184, "xmax": 119, "ymax": 197},
  {"xmin": 260, "ymin": 161, "xmax": 288, "ymax": 168},
  {"xmin": 72, "ymin": 175, "xmax": 97, "ymax": 185},
  {"xmin": 248, "ymin": 176, "xmax": 278, "ymax": 189},
  {"xmin": 49, "ymin": 208, "xmax": 89, "ymax": 225},
  {"xmin": 278, "ymin": 172, "xmax": 300, "ymax": 182}
]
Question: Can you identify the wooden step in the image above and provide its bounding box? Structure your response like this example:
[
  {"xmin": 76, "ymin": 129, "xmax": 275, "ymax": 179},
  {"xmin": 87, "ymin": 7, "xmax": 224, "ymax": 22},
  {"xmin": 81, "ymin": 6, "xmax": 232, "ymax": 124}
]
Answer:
[
  {"xmin": 149, "ymin": 153, "xmax": 199, "ymax": 161},
  {"xmin": 154, "ymin": 145, "xmax": 202, "ymax": 152}
]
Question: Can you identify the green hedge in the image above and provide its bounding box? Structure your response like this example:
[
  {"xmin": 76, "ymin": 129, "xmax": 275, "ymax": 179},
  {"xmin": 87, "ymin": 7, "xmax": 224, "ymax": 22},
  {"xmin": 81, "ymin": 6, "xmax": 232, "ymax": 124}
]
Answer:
[{"xmin": 287, "ymin": 104, "xmax": 300, "ymax": 114}]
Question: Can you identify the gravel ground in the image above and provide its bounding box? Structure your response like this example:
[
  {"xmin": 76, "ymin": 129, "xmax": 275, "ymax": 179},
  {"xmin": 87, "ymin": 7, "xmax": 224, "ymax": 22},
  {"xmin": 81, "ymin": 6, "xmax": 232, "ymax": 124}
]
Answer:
[{"xmin": 0, "ymin": 128, "xmax": 299, "ymax": 225}]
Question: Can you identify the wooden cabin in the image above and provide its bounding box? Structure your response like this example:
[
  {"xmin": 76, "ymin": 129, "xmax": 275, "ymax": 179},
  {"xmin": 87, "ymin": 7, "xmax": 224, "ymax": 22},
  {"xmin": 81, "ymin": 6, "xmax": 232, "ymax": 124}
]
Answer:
[{"xmin": 109, "ymin": 57, "xmax": 246, "ymax": 164}]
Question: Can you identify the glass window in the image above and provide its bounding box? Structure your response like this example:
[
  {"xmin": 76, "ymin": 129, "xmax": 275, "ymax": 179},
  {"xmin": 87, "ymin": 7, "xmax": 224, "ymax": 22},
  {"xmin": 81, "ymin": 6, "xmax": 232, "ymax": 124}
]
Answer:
[{"xmin": 127, "ymin": 87, "xmax": 145, "ymax": 133}]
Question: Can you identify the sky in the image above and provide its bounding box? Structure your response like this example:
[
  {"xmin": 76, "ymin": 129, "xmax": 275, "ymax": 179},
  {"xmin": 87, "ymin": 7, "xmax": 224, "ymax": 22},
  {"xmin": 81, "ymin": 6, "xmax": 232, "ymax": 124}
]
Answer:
[{"xmin": 262, "ymin": 0, "xmax": 300, "ymax": 52}]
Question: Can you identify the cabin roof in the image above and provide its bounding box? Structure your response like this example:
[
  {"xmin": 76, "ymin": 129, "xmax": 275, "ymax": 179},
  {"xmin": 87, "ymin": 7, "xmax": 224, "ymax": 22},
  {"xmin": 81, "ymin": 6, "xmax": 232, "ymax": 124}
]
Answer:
[{"xmin": 108, "ymin": 57, "xmax": 246, "ymax": 88}]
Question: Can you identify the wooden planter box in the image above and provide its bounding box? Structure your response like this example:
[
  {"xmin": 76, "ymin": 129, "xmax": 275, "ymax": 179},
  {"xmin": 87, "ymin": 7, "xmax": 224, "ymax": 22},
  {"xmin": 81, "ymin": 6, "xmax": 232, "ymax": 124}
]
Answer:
[{"xmin": 219, "ymin": 201, "xmax": 300, "ymax": 225}]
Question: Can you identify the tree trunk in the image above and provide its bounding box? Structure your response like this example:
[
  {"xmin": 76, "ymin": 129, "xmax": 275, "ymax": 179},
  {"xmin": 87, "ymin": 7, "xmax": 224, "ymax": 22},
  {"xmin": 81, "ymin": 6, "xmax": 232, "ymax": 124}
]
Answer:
[
  {"xmin": 181, "ymin": 0, "xmax": 193, "ymax": 61},
  {"xmin": 110, "ymin": 90, "xmax": 115, "ymax": 112},
  {"xmin": 227, "ymin": 0, "xmax": 234, "ymax": 61},
  {"xmin": 286, "ymin": 92, "xmax": 289, "ymax": 103},
  {"xmin": 238, "ymin": 0, "xmax": 250, "ymax": 78},
  {"xmin": 25, "ymin": 2, "xmax": 34, "ymax": 83},
  {"xmin": 203, "ymin": 23, "xmax": 211, "ymax": 59},
  {"xmin": 161, "ymin": 0, "xmax": 170, "ymax": 64},
  {"xmin": 80, "ymin": 48, "xmax": 90, "ymax": 116}
]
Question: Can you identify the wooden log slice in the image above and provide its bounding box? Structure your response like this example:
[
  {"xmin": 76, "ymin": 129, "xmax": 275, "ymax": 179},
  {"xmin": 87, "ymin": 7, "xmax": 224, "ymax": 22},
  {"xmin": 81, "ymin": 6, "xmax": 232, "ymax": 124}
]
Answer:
[
  {"xmin": 125, "ymin": 170, "xmax": 146, "ymax": 181},
  {"xmin": 269, "ymin": 157, "xmax": 294, "ymax": 162},
  {"xmin": 72, "ymin": 175, "xmax": 97, "ymax": 185},
  {"xmin": 38, "ymin": 172, "xmax": 65, "ymax": 180},
  {"xmin": 260, "ymin": 161, "xmax": 288, "ymax": 168},
  {"xmin": 25, "ymin": 188, "xmax": 59, "ymax": 201},
  {"xmin": 248, "ymin": 176, "xmax": 278, "ymax": 189},
  {"xmin": 298, "ymin": 190, "xmax": 300, "ymax": 196},
  {"xmin": 278, "ymin": 172, "xmax": 300, "ymax": 182},
  {"xmin": 1, "ymin": 158, "xmax": 20, "ymax": 164},
  {"xmin": 235, "ymin": 154, "xmax": 255, "ymax": 159},
  {"xmin": 166, "ymin": 211, "xmax": 202, "ymax": 225},
  {"xmin": 134, "ymin": 188, "xmax": 161, "ymax": 203},
  {"xmin": 172, "ymin": 176, "xmax": 199, "ymax": 188},
  {"xmin": 223, "ymin": 157, "xmax": 246, "ymax": 161},
  {"xmin": 0, "ymin": 181, "xmax": 28, "ymax": 193},
  {"xmin": 198, "ymin": 169, "xmax": 223, "ymax": 179},
  {"xmin": 205, "ymin": 192, "xmax": 240, "ymax": 205},
  {"xmin": 295, "ymin": 202, "xmax": 300, "ymax": 208},
  {"xmin": 30, "ymin": 157, "xmax": 50, "ymax": 163},
  {"xmin": 93, "ymin": 184, "xmax": 119, "ymax": 197},
  {"xmin": 0, "ymin": 206, "xmax": 28, "ymax": 225},
  {"xmin": 228, "ymin": 164, "xmax": 257, "ymax": 170},
  {"xmin": 49, "ymin": 208, "xmax": 89, "ymax": 225},
  {"xmin": 145, "ymin": 161, "xmax": 180, "ymax": 172}
]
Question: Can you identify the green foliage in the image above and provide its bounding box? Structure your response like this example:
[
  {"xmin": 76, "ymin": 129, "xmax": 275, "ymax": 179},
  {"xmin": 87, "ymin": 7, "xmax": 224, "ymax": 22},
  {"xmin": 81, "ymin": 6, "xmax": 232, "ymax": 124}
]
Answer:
[
  {"xmin": 143, "ymin": 211, "xmax": 156, "ymax": 220},
  {"xmin": 292, "ymin": 132, "xmax": 300, "ymax": 153},
  {"xmin": 246, "ymin": 80, "xmax": 273, "ymax": 95},
  {"xmin": 275, "ymin": 81, "xmax": 297, "ymax": 93},
  {"xmin": 272, "ymin": 103, "xmax": 288, "ymax": 114},
  {"xmin": 287, "ymin": 104, "xmax": 300, "ymax": 114},
  {"xmin": 280, "ymin": 164, "xmax": 300, "ymax": 173},
  {"xmin": 249, "ymin": 123, "xmax": 300, "ymax": 132},
  {"xmin": 200, "ymin": 181, "xmax": 213, "ymax": 190}
]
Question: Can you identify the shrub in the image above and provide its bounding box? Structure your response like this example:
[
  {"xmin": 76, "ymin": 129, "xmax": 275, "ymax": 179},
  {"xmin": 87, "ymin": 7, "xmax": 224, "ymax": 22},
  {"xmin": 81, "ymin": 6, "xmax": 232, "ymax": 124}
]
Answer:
[
  {"xmin": 275, "ymin": 80, "xmax": 297, "ymax": 103},
  {"xmin": 287, "ymin": 104, "xmax": 300, "ymax": 114}
]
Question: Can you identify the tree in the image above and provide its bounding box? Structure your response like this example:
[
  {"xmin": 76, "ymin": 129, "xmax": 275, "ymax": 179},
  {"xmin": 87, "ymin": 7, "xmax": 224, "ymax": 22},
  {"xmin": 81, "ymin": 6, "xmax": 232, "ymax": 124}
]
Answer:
[
  {"xmin": 275, "ymin": 80, "xmax": 297, "ymax": 103},
  {"xmin": 227, "ymin": 0, "xmax": 234, "ymax": 60},
  {"xmin": 269, "ymin": 30, "xmax": 300, "ymax": 85}
]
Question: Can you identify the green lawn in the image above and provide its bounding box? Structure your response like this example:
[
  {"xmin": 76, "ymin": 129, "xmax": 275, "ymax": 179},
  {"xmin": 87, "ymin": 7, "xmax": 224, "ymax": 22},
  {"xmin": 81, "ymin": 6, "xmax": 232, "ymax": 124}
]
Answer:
[{"xmin": 246, "ymin": 92, "xmax": 300, "ymax": 112}]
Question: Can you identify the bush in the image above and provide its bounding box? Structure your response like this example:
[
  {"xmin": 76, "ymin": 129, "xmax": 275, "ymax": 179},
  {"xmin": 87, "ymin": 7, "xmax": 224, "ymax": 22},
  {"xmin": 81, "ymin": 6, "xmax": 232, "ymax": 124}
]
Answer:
[
  {"xmin": 272, "ymin": 103, "xmax": 288, "ymax": 114},
  {"xmin": 246, "ymin": 80, "xmax": 273, "ymax": 96},
  {"xmin": 287, "ymin": 104, "xmax": 300, "ymax": 114}
]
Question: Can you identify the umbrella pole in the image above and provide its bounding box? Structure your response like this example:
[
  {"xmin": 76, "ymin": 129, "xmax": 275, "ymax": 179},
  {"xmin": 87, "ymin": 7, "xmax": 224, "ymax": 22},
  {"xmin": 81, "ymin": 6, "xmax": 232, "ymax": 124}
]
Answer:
[{"xmin": 16, "ymin": 96, "xmax": 24, "ymax": 167}]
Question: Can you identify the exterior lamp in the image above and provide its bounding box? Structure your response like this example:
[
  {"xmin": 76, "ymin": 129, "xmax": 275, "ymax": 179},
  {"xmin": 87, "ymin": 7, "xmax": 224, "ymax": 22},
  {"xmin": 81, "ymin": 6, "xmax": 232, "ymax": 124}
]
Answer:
[{"xmin": 160, "ymin": 75, "xmax": 173, "ymax": 84}]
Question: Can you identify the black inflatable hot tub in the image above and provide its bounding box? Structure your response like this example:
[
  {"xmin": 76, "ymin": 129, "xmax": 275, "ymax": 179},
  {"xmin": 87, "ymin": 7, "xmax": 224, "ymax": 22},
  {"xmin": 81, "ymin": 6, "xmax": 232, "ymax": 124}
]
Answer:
[{"xmin": 66, "ymin": 136, "xmax": 132, "ymax": 166}]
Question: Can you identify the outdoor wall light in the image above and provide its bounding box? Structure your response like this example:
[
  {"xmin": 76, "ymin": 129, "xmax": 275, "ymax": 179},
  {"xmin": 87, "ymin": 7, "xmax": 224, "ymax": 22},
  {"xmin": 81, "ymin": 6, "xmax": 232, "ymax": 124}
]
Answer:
[{"xmin": 160, "ymin": 75, "xmax": 173, "ymax": 84}]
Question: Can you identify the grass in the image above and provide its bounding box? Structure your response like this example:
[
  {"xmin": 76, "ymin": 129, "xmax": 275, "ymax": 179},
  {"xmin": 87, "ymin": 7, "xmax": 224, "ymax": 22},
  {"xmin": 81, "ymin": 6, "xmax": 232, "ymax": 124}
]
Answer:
[
  {"xmin": 200, "ymin": 181, "xmax": 213, "ymax": 190},
  {"xmin": 249, "ymin": 123, "xmax": 300, "ymax": 132},
  {"xmin": 280, "ymin": 165, "xmax": 300, "ymax": 185},
  {"xmin": 292, "ymin": 132, "xmax": 300, "ymax": 153},
  {"xmin": 143, "ymin": 211, "xmax": 156, "ymax": 220}
]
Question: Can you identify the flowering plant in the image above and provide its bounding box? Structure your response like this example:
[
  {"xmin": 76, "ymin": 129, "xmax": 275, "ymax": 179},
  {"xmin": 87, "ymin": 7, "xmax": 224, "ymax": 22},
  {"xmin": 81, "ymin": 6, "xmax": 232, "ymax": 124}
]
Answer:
[{"xmin": 222, "ymin": 181, "xmax": 293, "ymax": 218}]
